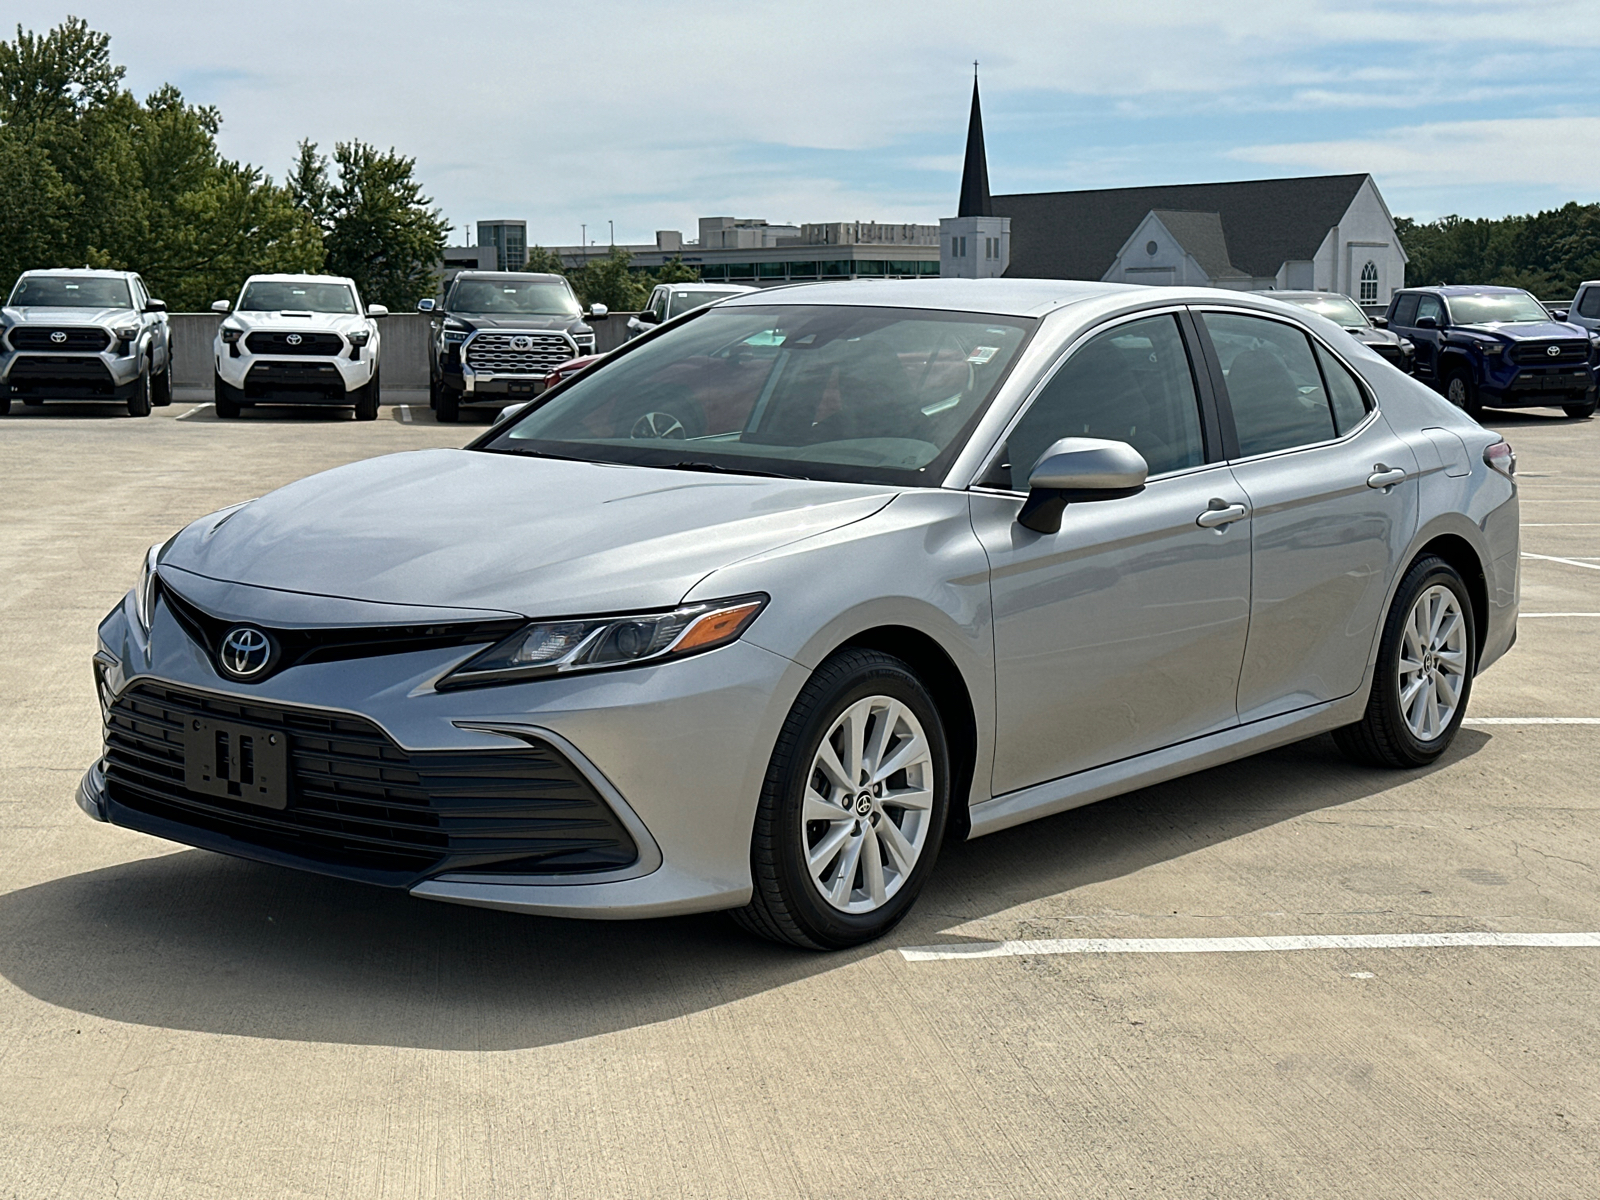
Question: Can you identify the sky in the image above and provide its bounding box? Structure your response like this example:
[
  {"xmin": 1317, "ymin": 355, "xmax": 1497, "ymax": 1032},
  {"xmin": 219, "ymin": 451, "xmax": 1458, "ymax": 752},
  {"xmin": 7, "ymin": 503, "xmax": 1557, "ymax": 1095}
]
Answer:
[{"xmin": 7, "ymin": 0, "xmax": 1600, "ymax": 247}]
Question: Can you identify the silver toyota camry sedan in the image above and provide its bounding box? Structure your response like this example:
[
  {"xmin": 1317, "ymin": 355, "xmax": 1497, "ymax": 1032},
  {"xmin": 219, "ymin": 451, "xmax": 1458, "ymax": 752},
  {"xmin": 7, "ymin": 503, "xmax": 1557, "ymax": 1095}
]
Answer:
[{"xmin": 80, "ymin": 280, "xmax": 1520, "ymax": 948}]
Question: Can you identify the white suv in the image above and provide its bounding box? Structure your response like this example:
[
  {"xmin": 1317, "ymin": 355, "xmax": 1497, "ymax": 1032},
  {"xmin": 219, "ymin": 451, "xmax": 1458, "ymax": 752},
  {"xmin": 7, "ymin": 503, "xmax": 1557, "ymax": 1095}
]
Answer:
[{"xmin": 212, "ymin": 274, "xmax": 387, "ymax": 420}]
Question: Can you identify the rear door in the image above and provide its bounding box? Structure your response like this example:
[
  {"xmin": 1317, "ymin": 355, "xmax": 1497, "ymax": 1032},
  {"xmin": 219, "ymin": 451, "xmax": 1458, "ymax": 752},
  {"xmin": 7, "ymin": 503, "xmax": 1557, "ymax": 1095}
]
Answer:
[{"xmin": 1195, "ymin": 309, "xmax": 1419, "ymax": 723}]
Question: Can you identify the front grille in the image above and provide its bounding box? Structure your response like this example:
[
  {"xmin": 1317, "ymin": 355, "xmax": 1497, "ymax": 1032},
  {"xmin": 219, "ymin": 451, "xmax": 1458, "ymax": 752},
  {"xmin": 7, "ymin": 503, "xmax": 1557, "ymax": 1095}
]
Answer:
[
  {"xmin": 103, "ymin": 681, "xmax": 639, "ymax": 887},
  {"xmin": 7, "ymin": 326, "xmax": 111, "ymax": 351},
  {"xmin": 245, "ymin": 331, "xmax": 344, "ymax": 356},
  {"xmin": 1511, "ymin": 340, "xmax": 1588, "ymax": 364},
  {"xmin": 465, "ymin": 331, "xmax": 574, "ymax": 375},
  {"xmin": 244, "ymin": 361, "xmax": 343, "ymax": 392}
]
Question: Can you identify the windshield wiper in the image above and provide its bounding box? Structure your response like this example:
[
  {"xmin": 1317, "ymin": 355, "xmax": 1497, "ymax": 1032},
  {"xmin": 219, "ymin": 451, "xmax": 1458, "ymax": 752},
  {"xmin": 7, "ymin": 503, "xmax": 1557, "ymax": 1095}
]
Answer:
[
  {"xmin": 478, "ymin": 446, "xmax": 597, "ymax": 465},
  {"xmin": 663, "ymin": 460, "xmax": 793, "ymax": 480}
]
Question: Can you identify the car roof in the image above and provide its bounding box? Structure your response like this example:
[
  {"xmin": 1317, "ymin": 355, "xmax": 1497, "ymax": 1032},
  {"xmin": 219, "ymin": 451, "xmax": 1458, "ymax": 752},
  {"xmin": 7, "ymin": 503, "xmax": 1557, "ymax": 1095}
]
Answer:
[
  {"xmin": 242, "ymin": 273, "xmax": 359, "ymax": 287},
  {"xmin": 19, "ymin": 268, "xmax": 137, "ymax": 280},
  {"xmin": 452, "ymin": 272, "xmax": 567, "ymax": 283},
  {"xmin": 1401, "ymin": 284, "xmax": 1531, "ymax": 296},
  {"xmin": 1251, "ymin": 290, "xmax": 1356, "ymax": 301},
  {"xmin": 667, "ymin": 282, "xmax": 758, "ymax": 291}
]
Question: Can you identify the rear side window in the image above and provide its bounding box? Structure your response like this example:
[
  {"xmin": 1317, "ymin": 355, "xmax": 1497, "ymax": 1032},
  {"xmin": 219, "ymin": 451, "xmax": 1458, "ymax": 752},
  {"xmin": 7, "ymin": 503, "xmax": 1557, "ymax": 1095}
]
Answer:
[
  {"xmin": 1315, "ymin": 343, "xmax": 1369, "ymax": 435},
  {"xmin": 1578, "ymin": 288, "xmax": 1600, "ymax": 319},
  {"xmin": 1391, "ymin": 294, "xmax": 1420, "ymax": 326},
  {"xmin": 1203, "ymin": 312, "xmax": 1336, "ymax": 457},
  {"xmin": 998, "ymin": 313, "xmax": 1207, "ymax": 486}
]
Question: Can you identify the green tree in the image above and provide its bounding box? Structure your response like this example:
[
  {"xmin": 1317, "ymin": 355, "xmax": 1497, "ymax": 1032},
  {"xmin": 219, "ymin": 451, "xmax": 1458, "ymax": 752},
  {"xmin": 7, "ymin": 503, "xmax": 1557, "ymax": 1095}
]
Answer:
[
  {"xmin": 1397, "ymin": 204, "xmax": 1600, "ymax": 300},
  {"xmin": 291, "ymin": 139, "xmax": 450, "ymax": 309},
  {"xmin": 652, "ymin": 256, "xmax": 700, "ymax": 285},
  {"xmin": 523, "ymin": 244, "xmax": 566, "ymax": 274},
  {"xmin": 565, "ymin": 246, "xmax": 652, "ymax": 310}
]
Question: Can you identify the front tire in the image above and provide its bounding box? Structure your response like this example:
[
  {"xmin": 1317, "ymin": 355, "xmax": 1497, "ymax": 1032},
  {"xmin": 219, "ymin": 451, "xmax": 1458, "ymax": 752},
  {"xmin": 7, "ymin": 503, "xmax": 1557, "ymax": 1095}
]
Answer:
[
  {"xmin": 151, "ymin": 362, "xmax": 172, "ymax": 407},
  {"xmin": 1562, "ymin": 401, "xmax": 1596, "ymax": 419},
  {"xmin": 1444, "ymin": 369, "xmax": 1482, "ymax": 419},
  {"xmin": 1335, "ymin": 555, "xmax": 1477, "ymax": 769},
  {"xmin": 126, "ymin": 370, "xmax": 151, "ymax": 417},
  {"xmin": 436, "ymin": 385, "xmax": 461, "ymax": 423},
  {"xmin": 213, "ymin": 372, "xmax": 242, "ymax": 418},
  {"xmin": 354, "ymin": 368, "xmax": 380, "ymax": 421},
  {"xmin": 733, "ymin": 649, "xmax": 950, "ymax": 950}
]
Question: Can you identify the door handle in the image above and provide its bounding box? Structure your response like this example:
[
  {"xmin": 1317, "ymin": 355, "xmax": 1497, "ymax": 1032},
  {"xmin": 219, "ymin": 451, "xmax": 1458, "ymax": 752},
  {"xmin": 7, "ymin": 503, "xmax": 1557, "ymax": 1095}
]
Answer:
[
  {"xmin": 1367, "ymin": 466, "xmax": 1408, "ymax": 489},
  {"xmin": 1196, "ymin": 502, "xmax": 1248, "ymax": 528}
]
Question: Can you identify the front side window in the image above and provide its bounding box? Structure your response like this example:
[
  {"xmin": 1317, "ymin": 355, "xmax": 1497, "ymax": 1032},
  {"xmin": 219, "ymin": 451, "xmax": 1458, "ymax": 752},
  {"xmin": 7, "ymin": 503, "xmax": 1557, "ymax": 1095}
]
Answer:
[
  {"xmin": 487, "ymin": 305, "xmax": 1034, "ymax": 486},
  {"xmin": 8, "ymin": 275, "xmax": 132, "ymax": 309},
  {"xmin": 1203, "ymin": 312, "xmax": 1336, "ymax": 457},
  {"xmin": 447, "ymin": 279, "xmax": 578, "ymax": 316},
  {"xmin": 238, "ymin": 281, "xmax": 358, "ymax": 314},
  {"xmin": 1359, "ymin": 261, "xmax": 1379, "ymax": 304},
  {"xmin": 1445, "ymin": 291, "xmax": 1550, "ymax": 325},
  {"xmin": 1415, "ymin": 295, "xmax": 1446, "ymax": 325},
  {"xmin": 992, "ymin": 313, "xmax": 1207, "ymax": 488}
]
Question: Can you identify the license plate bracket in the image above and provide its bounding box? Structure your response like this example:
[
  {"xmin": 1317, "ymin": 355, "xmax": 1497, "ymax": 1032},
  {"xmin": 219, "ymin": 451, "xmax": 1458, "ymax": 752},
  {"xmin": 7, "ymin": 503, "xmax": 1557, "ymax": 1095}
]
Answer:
[{"xmin": 182, "ymin": 718, "xmax": 289, "ymax": 810}]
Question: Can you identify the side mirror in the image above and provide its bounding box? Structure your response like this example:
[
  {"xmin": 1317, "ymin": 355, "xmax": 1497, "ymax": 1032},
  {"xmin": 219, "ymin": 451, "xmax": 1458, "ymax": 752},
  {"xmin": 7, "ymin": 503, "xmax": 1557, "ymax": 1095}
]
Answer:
[
  {"xmin": 143, "ymin": 299, "xmax": 167, "ymax": 313},
  {"xmin": 367, "ymin": 304, "xmax": 389, "ymax": 318},
  {"xmin": 636, "ymin": 309, "xmax": 660, "ymax": 325},
  {"xmin": 211, "ymin": 299, "xmax": 231, "ymax": 313},
  {"xmin": 416, "ymin": 298, "xmax": 436, "ymax": 313},
  {"xmin": 1414, "ymin": 315, "xmax": 1438, "ymax": 330},
  {"xmin": 589, "ymin": 303, "xmax": 609, "ymax": 319},
  {"xmin": 1017, "ymin": 437, "xmax": 1148, "ymax": 534},
  {"xmin": 1552, "ymin": 309, "xmax": 1569, "ymax": 323},
  {"xmin": 1369, "ymin": 315, "xmax": 1387, "ymax": 328},
  {"xmin": 493, "ymin": 401, "xmax": 532, "ymax": 427}
]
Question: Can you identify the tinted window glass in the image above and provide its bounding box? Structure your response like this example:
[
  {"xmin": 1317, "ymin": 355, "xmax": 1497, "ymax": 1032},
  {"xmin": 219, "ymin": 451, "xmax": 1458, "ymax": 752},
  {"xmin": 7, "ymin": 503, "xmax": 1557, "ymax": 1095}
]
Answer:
[
  {"xmin": 1280, "ymin": 294, "xmax": 1369, "ymax": 327},
  {"xmin": 9, "ymin": 275, "xmax": 132, "ymax": 308},
  {"xmin": 1391, "ymin": 294, "xmax": 1420, "ymax": 326},
  {"xmin": 448, "ymin": 279, "xmax": 578, "ymax": 315},
  {"xmin": 1445, "ymin": 292, "xmax": 1548, "ymax": 324},
  {"xmin": 239, "ymin": 281, "xmax": 357, "ymax": 314},
  {"xmin": 1415, "ymin": 295, "xmax": 1445, "ymax": 325},
  {"xmin": 1203, "ymin": 313, "xmax": 1336, "ymax": 456},
  {"xmin": 492, "ymin": 305, "xmax": 1034, "ymax": 486},
  {"xmin": 1579, "ymin": 288, "xmax": 1600, "ymax": 319},
  {"xmin": 998, "ymin": 314, "xmax": 1206, "ymax": 487},
  {"xmin": 1315, "ymin": 343, "xmax": 1368, "ymax": 435}
]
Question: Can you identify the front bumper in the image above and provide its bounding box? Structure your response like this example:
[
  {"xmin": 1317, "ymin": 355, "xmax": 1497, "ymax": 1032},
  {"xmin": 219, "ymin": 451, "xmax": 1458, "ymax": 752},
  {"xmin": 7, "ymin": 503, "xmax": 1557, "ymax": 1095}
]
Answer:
[
  {"xmin": 1480, "ymin": 364, "xmax": 1595, "ymax": 406},
  {"xmin": 441, "ymin": 362, "xmax": 547, "ymax": 404},
  {"xmin": 1, "ymin": 349, "xmax": 142, "ymax": 399},
  {"xmin": 85, "ymin": 590, "xmax": 810, "ymax": 919},
  {"xmin": 216, "ymin": 348, "xmax": 374, "ymax": 397}
]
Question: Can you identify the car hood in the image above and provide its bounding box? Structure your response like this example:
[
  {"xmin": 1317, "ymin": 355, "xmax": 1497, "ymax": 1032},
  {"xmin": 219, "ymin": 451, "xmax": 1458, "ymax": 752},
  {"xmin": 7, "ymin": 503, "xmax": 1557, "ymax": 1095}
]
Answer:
[
  {"xmin": 447, "ymin": 313, "xmax": 588, "ymax": 333},
  {"xmin": 227, "ymin": 310, "xmax": 370, "ymax": 332},
  {"xmin": 1349, "ymin": 325, "xmax": 1403, "ymax": 346},
  {"xmin": 161, "ymin": 448, "xmax": 898, "ymax": 616},
  {"xmin": 1454, "ymin": 321, "xmax": 1588, "ymax": 341},
  {"xmin": 3, "ymin": 305, "xmax": 136, "ymax": 326}
]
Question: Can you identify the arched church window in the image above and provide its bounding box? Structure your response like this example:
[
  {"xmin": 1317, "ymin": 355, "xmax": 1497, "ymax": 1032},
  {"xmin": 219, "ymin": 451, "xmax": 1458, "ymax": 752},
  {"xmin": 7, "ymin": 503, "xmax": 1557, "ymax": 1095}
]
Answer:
[{"xmin": 1359, "ymin": 260, "xmax": 1379, "ymax": 304}]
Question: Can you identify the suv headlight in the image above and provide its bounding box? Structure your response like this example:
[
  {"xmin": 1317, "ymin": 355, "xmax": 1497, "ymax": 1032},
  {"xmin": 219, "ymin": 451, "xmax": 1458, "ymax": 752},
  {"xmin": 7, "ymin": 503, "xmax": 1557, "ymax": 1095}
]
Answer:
[
  {"xmin": 442, "ymin": 321, "xmax": 470, "ymax": 345},
  {"xmin": 438, "ymin": 594, "xmax": 768, "ymax": 689},
  {"xmin": 133, "ymin": 543, "xmax": 161, "ymax": 636},
  {"xmin": 347, "ymin": 329, "xmax": 371, "ymax": 347},
  {"xmin": 220, "ymin": 325, "xmax": 242, "ymax": 344},
  {"xmin": 113, "ymin": 324, "xmax": 139, "ymax": 342}
]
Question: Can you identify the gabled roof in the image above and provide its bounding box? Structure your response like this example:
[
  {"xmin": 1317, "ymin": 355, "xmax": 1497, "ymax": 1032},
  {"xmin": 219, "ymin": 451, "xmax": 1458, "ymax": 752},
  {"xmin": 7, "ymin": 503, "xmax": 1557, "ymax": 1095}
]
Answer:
[
  {"xmin": 1146, "ymin": 211, "xmax": 1249, "ymax": 282},
  {"xmin": 995, "ymin": 174, "xmax": 1369, "ymax": 281}
]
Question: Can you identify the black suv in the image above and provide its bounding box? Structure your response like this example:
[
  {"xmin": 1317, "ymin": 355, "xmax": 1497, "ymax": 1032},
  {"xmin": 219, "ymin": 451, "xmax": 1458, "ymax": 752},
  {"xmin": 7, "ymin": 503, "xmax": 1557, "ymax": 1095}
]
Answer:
[
  {"xmin": 420, "ymin": 272, "xmax": 601, "ymax": 422},
  {"xmin": 1384, "ymin": 285, "xmax": 1598, "ymax": 418}
]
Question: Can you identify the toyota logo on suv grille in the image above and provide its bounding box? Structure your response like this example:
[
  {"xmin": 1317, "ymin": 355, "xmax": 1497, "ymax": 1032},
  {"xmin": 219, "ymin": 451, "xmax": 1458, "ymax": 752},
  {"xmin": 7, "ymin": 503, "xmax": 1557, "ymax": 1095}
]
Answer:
[
  {"xmin": 510, "ymin": 336, "xmax": 535, "ymax": 351},
  {"xmin": 218, "ymin": 626, "xmax": 274, "ymax": 680},
  {"xmin": 1548, "ymin": 344, "xmax": 1562, "ymax": 357},
  {"xmin": 50, "ymin": 331, "xmax": 67, "ymax": 344},
  {"xmin": 285, "ymin": 333, "xmax": 303, "ymax": 346}
]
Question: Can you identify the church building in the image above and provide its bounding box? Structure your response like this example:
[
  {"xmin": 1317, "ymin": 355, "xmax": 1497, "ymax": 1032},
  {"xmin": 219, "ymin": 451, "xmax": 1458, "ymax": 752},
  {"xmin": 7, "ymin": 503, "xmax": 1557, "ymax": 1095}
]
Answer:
[{"xmin": 940, "ymin": 79, "xmax": 1407, "ymax": 306}]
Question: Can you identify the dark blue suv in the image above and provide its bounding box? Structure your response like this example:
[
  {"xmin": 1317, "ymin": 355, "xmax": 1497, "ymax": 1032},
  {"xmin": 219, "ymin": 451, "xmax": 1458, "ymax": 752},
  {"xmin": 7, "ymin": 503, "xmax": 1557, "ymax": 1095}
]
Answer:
[{"xmin": 1384, "ymin": 285, "xmax": 1598, "ymax": 419}]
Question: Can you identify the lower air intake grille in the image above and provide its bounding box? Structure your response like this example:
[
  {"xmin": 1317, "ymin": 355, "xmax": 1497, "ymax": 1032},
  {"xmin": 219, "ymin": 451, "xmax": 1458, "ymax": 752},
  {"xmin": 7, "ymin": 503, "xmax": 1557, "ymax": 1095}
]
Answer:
[{"xmin": 103, "ymin": 682, "xmax": 638, "ymax": 887}]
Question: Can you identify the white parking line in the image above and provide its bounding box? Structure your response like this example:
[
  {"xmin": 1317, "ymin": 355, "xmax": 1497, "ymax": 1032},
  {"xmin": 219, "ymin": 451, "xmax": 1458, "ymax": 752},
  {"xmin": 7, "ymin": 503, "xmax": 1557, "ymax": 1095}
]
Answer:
[
  {"xmin": 1522, "ymin": 523, "xmax": 1600, "ymax": 527},
  {"xmin": 898, "ymin": 931, "xmax": 1600, "ymax": 962},
  {"xmin": 175, "ymin": 403, "xmax": 213, "ymax": 421},
  {"xmin": 397, "ymin": 405, "xmax": 413, "ymax": 423},
  {"xmin": 1521, "ymin": 552, "xmax": 1600, "ymax": 571},
  {"xmin": 1465, "ymin": 717, "xmax": 1600, "ymax": 725},
  {"xmin": 1521, "ymin": 613, "xmax": 1600, "ymax": 618}
]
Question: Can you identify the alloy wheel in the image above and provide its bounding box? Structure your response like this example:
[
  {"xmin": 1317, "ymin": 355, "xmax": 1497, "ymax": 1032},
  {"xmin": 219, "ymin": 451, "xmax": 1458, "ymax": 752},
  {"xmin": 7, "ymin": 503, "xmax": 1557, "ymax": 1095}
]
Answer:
[
  {"xmin": 1447, "ymin": 377, "xmax": 1469, "ymax": 407},
  {"xmin": 803, "ymin": 695, "xmax": 935, "ymax": 914},
  {"xmin": 1397, "ymin": 584, "xmax": 1468, "ymax": 742}
]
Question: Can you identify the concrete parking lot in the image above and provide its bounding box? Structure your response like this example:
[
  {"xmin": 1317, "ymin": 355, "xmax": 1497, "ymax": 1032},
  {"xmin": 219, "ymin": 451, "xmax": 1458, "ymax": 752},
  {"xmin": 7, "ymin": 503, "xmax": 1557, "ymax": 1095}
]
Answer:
[{"xmin": 1, "ymin": 398, "xmax": 1596, "ymax": 1199}]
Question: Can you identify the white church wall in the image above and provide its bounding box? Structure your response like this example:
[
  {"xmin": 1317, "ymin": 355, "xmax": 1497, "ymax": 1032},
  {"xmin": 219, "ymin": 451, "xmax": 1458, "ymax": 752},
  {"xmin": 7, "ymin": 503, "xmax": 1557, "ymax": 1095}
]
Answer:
[
  {"xmin": 1104, "ymin": 212, "xmax": 1209, "ymax": 287},
  {"xmin": 1313, "ymin": 178, "xmax": 1408, "ymax": 304},
  {"xmin": 939, "ymin": 216, "xmax": 1010, "ymax": 278}
]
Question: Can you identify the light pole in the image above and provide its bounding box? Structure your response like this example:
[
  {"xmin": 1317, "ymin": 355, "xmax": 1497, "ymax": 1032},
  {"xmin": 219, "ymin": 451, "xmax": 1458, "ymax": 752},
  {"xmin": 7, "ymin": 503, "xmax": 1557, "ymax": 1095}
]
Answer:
[
  {"xmin": 609, "ymin": 220, "xmax": 614, "ymax": 248},
  {"xmin": 581, "ymin": 224, "xmax": 587, "ymax": 265}
]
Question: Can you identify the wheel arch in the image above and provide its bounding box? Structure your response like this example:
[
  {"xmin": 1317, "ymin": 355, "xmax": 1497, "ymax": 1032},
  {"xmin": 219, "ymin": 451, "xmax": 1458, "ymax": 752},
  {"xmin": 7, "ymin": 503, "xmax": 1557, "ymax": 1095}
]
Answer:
[
  {"xmin": 835, "ymin": 624, "xmax": 979, "ymax": 843},
  {"xmin": 1410, "ymin": 532, "xmax": 1490, "ymax": 660}
]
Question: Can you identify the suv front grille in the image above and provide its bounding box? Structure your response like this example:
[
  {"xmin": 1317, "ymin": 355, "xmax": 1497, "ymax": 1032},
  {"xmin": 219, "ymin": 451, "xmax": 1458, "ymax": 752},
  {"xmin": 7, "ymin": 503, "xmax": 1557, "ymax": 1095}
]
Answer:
[
  {"xmin": 8, "ymin": 326, "xmax": 112, "ymax": 351},
  {"xmin": 103, "ymin": 682, "xmax": 639, "ymax": 887},
  {"xmin": 1512, "ymin": 340, "xmax": 1589, "ymax": 364},
  {"xmin": 465, "ymin": 331, "xmax": 574, "ymax": 375},
  {"xmin": 245, "ymin": 331, "xmax": 345, "ymax": 356}
]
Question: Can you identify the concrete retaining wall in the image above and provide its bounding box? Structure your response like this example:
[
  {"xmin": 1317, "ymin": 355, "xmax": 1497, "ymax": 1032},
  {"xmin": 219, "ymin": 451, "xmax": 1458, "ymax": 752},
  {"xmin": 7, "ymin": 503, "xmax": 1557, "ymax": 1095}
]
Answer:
[{"xmin": 166, "ymin": 311, "xmax": 638, "ymax": 392}]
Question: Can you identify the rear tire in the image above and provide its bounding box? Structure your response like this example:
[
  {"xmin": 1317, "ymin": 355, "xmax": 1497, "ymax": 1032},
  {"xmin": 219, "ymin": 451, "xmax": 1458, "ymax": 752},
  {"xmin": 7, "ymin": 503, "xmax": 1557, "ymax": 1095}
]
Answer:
[
  {"xmin": 1334, "ymin": 555, "xmax": 1477, "ymax": 769},
  {"xmin": 1562, "ymin": 401, "xmax": 1596, "ymax": 419},
  {"xmin": 436, "ymin": 385, "xmax": 461, "ymax": 423},
  {"xmin": 732, "ymin": 648, "xmax": 951, "ymax": 950},
  {"xmin": 354, "ymin": 368, "xmax": 380, "ymax": 421},
  {"xmin": 1443, "ymin": 369, "xmax": 1482, "ymax": 419},
  {"xmin": 126, "ymin": 371, "xmax": 151, "ymax": 417},
  {"xmin": 213, "ymin": 372, "xmax": 242, "ymax": 418}
]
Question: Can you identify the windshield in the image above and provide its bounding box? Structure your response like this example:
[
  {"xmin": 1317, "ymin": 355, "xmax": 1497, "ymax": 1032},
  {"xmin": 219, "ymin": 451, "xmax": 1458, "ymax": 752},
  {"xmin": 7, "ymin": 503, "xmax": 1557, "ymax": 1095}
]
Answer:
[
  {"xmin": 8, "ymin": 275, "xmax": 132, "ymax": 309},
  {"xmin": 239, "ymin": 281, "xmax": 358, "ymax": 314},
  {"xmin": 449, "ymin": 279, "xmax": 579, "ymax": 315},
  {"xmin": 1445, "ymin": 292, "xmax": 1550, "ymax": 325},
  {"xmin": 1278, "ymin": 294, "xmax": 1369, "ymax": 327},
  {"xmin": 486, "ymin": 305, "xmax": 1035, "ymax": 486},
  {"xmin": 666, "ymin": 289, "xmax": 745, "ymax": 319}
]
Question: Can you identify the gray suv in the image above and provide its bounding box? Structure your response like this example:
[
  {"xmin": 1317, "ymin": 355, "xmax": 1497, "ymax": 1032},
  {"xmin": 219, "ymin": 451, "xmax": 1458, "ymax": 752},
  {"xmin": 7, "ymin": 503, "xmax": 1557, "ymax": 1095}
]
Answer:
[{"xmin": 1, "ymin": 269, "xmax": 171, "ymax": 417}]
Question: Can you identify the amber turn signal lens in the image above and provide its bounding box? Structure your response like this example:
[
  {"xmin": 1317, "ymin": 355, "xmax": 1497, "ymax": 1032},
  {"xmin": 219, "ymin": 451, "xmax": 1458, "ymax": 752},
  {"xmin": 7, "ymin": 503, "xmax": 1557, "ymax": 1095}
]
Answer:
[{"xmin": 673, "ymin": 600, "xmax": 765, "ymax": 653}]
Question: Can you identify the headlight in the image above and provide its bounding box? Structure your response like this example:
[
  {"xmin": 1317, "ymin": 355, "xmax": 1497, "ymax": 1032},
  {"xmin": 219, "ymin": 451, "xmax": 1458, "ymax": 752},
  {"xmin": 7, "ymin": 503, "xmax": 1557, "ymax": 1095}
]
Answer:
[
  {"xmin": 1398, "ymin": 338, "xmax": 1415, "ymax": 352},
  {"xmin": 113, "ymin": 324, "xmax": 139, "ymax": 342},
  {"xmin": 438, "ymin": 594, "xmax": 768, "ymax": 689},
  {"xmin": 347, "ymin": 329, "xmax": 371, "ymax": 347},
  {"xmin": 220, "ymin": 326, "xmax": 242, "ymax": 344},
  {"xmin": 442, "ymin": 330, "xmax": 469, "ymax": 345},
  {"xmin": 133, "ymin": 543, "xmax": 161, "ymax": 636}
]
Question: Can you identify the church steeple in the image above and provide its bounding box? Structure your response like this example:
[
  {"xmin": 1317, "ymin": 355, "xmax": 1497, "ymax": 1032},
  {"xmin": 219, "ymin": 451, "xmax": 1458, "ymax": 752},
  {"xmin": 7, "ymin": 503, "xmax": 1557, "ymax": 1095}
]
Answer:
[{"xmin": 957, "ymin": 68, "xmax": 992, "ymax": 219}]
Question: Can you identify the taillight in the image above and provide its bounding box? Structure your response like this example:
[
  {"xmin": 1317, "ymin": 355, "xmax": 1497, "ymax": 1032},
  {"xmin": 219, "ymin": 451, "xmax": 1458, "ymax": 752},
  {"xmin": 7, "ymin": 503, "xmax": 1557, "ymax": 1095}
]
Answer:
[{"xmin": 1484, "ymin": 440, "xmax": 1516, "ymax": 478}]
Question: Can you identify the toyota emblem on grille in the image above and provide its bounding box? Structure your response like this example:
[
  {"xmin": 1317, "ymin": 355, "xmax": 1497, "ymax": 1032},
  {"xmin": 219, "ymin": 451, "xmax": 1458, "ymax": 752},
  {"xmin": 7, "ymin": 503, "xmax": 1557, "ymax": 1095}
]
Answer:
[
  {"xmin": 285, "ymin": 333, "xmax": 303, "ymax": 346},
  {"xmin": 510, "ymin": 336, "xmax": 534, "ymax": 351},
  {"xmin": 1548, "ymin": 344, "xmax": 1562, "ymax": 357},
  {"xmin": 219, "ymin": 626, "xmax": 273, "ymax": 679},
  {"xmin": 50, "ymin": 330, "xmax": 67, "ymax": 344}
]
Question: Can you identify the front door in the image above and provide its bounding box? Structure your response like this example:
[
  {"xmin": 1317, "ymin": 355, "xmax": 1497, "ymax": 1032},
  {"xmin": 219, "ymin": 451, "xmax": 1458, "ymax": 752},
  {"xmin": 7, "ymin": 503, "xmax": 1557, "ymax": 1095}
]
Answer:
[
  {"xmin": 1198, "ymin": 310, "xmax": 1419, "ymax": 723},
  {"xmin": 974, "ymin": 311, "xmax": 1253, "ymax": 796}
]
